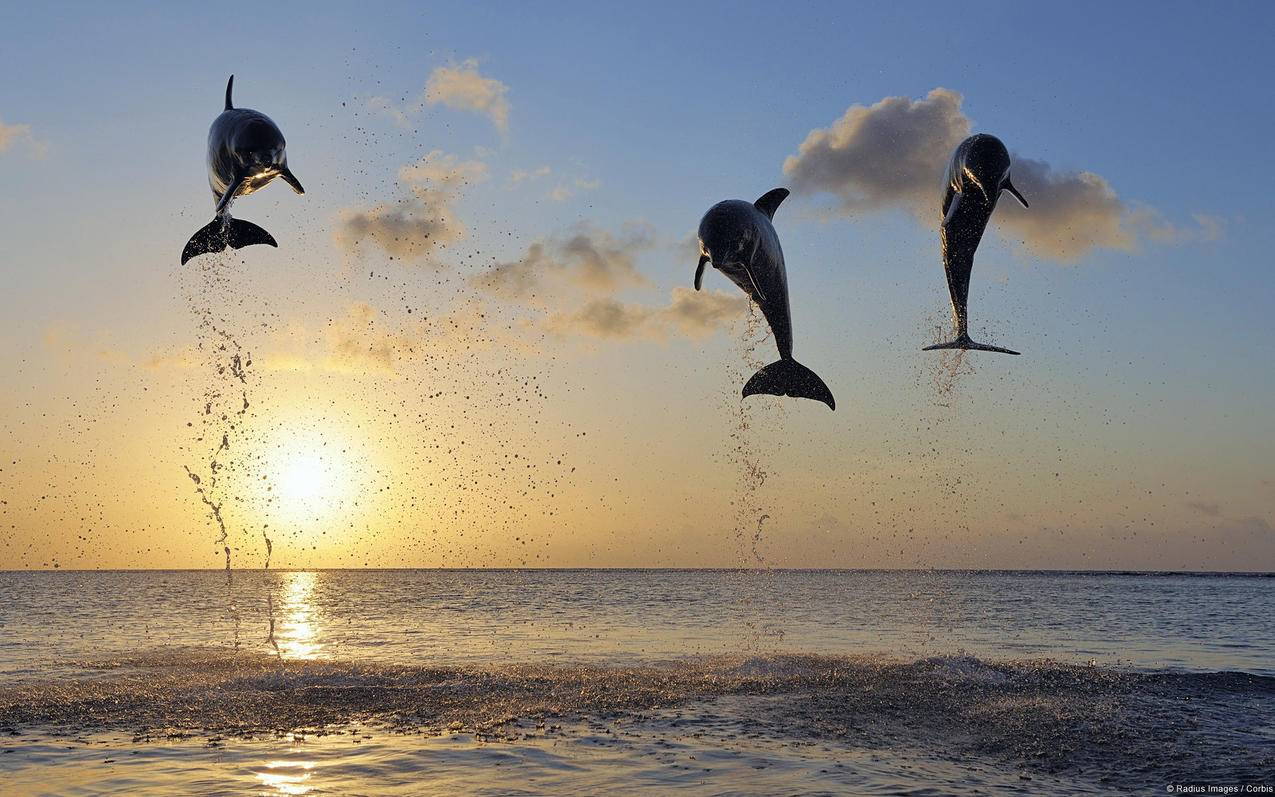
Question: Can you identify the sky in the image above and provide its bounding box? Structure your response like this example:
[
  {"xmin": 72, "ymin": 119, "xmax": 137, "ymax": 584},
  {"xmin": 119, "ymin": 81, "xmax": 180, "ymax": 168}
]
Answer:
[{"xmin": 1, "ymin": 1, "xmax": 1272, "ymax": 570}]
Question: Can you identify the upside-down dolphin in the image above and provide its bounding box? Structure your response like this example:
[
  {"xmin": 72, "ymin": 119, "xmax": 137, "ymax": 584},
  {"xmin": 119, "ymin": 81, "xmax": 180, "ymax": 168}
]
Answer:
[
  {"xmin": 180, "ymin": 75, "xmax": 305, "ymax": 265},
  {"xmin": 923, "ymin": 133, "xmax": 1028, "ymax": 355},
  {"xmin": 695, "ymin": 188, "xmax": 835, "ymax": 410}
]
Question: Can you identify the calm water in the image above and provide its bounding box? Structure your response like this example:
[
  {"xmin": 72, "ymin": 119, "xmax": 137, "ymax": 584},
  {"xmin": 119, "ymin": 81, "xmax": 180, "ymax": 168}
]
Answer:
[{"xmin": 1, "ymin": 569, "xmax": 1272, "ymax": 795}]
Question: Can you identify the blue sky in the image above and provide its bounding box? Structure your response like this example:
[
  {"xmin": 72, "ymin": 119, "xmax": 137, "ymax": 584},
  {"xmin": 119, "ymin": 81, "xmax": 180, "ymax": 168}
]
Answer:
[{"xmin": 1, "ymin": 2, "xmax": 1272, "ymax": 569}]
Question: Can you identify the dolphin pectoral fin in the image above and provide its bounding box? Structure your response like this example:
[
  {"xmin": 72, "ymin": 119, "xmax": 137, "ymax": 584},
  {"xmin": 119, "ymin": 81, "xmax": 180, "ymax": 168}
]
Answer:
[
  {"xmin": 694, "ymin": 254, "xmax": 708, "ymax": 290},
  {"xmin": 942, "ymin": 192, "xmax": 962, "ymax": 227},
  {"xmin": 214, "ymin": 174, "xmax": 245, "ymax": 215},
  {"xmin": 741, "ymin": 261, "xmax": 767, "ymax": 303},
  {"xmin": 753, "ymin": 188, "xmax": 790, "ymax": 220},
  {"xmin": 181, "ymin": 218, "xmax": 228, "ymax": 265},
  {"xmin": 1003, "ymin": 177, "xmax": 1029, "ymax": 209},
  {"xmin": 923, "ymin": 333, "xmax": 1020, "ymax": 355},
  {"xmin": 280, "ymin": 167, "xmax": 305, "ymax": 195},
  {"xmin": 742, "ymin": 358, "xmax": 835, "ymax": 410}
]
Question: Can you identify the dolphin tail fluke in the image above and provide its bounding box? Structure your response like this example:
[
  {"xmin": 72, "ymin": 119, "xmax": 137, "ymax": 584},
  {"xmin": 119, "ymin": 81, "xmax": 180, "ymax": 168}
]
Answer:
[
  {"xmin": 226, "ymin": 217, "xmax": 277, "ymax": 252},
  {"xmin": 922, "ymin": 333, "xmax": 1020, "ymax": 356},
  {"xmin": 180, "ymin": 217, "xmax": 278, "ymax": 265},
  {"xmin": 742, "ymin": 358, "xmax": 835, "ymax": 410}
]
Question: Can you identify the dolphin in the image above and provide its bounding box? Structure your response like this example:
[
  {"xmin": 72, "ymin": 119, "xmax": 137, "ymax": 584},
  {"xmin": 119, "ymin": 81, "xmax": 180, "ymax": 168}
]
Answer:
[
  {"xmin": 180, "ymin": 75, "xmax": 305, "ymax": 265},
  {"xmin": 923, "ymin": 133, "xmax": 1028, "ymax": 355},
  {"xmin": 695, "ymin": 188, "xmax": 835, "ymax": 410}
]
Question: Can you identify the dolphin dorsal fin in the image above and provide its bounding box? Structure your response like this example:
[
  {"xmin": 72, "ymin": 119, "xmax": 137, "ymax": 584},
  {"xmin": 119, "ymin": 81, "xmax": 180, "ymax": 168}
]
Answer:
[
  {"xmin": 225, "ymin": 75, "xmax": 234, "ymax": 111},
  {"xmin": 754, "ymin": 188, "xmax": 789, "ymax": 220}
]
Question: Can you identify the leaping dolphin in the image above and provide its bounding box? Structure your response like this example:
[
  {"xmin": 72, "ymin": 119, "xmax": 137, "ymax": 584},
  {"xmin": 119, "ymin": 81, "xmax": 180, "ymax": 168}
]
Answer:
[
  {"xmin": 180, "ymin": 75, "xmax": 305, "ymax": 265},
  {"xmin": 696, "ymin": 188, "xmax": 835, "ymax": 410},
  {"xmin": 923, "ymin": 133, "xmax": 1028, "ymax": 355}
]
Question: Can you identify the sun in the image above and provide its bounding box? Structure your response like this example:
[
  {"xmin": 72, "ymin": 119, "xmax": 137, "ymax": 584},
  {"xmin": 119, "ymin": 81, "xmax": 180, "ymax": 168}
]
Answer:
[
  {"xmin": 278, "ymin": 452, "xmax": 334, "ymax": 505},
  {"xmin": 261, "ymin": 423, "xmax": 359, "ymax": 522}
]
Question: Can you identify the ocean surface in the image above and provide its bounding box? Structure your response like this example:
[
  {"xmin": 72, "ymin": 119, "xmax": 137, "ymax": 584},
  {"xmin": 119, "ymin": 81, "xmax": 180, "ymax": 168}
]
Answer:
[{"xmin": 0, "ymin": 569, "xmax": 1272, "ymax": 795}]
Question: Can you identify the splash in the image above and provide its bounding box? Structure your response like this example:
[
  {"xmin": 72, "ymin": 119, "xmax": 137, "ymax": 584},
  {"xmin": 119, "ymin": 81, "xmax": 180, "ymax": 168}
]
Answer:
[{"xmin": 3, "ymin": 650, "xmax": 1271, "ymax": 787}]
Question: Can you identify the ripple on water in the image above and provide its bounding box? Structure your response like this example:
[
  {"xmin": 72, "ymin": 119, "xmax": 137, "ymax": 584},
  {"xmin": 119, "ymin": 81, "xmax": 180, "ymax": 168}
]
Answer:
[{"xmin": 0, "ymin": 648, "xmax": 1271, "ymax": 792}]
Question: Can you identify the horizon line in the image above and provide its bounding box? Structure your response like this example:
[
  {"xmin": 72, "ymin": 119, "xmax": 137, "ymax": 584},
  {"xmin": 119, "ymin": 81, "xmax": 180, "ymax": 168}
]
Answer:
[{"xmin": 3, "ymin": 566, "xmax": 1272, "ymax": 576}]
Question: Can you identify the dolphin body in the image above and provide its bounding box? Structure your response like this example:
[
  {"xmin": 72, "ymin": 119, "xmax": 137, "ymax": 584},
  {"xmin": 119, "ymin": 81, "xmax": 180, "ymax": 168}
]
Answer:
[
  {"xmin": 180, "ymin": 76, "xmax": 305, "ymax": 265},
  {"xmin": 923, "ymin": 133, "xmax": 1029, "ymax": 355},
  {"xmin": 695, "ymin": 188, "xmax": 835, "ymax": 410}
]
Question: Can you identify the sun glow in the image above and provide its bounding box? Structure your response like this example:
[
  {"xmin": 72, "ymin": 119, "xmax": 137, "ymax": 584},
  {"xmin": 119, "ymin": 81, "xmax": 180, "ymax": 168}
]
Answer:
[
  {"xmin": 279, "ymin": 453, "xmax": 334, "ymax": 505},
  {"xmin": 261, "ymin": 423, "xmax": 360, "ymax": 523}
]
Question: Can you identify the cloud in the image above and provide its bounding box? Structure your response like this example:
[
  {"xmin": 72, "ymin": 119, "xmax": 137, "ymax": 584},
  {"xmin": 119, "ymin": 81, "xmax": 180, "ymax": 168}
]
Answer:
[
  {"xmin": 473, "ymin": 224, "xmax": 745, "ymax": 343},
  {"xmin": 366, "ymin": 59, "xmax": 510, "ymax": 135},
  {"xmin": 424, "ymin": 59, "xmax": 510, "ymax": 134},
  {"xmin": 319, "ymin": 300, "xmax": 539, "ymax": 373},
  {"xmin": 366, "ymin": 96, "xmax": 409, "ymax": 126},
  {"xmin": 546, "ymin": 287, "xmax": 746, "ymax": 341},
  {"xmin": 398, "ymin": 150, "xmax": 488, "ymax": 187},
  {"xmin": 785, "ymin": 88, "xmax": 969, "ymax": 214},
  {"xmin": 335, "ymin": 150, "xmax": 487, "ymax": 262},
  {"xmin": 323, "ymin": 302, "xmax": 415, "ymax": 373},
  {"xmin": 473, "ymin": 224, "xmax": 653, "ymax": 300},
  {"xmin": 783, "ymin": 88, "xmax": 1219, "ymax": 262},
  {"xmin": 547, "ymin": 176, "xmax": 602, "ymax": 202},
  {"xmin": 507, "ymin": 165, "xmax": 551, "ymax": 188},
  {"xmin": 991, "ymin": 156, "xmax": 1134, "ymax": 260},
  {"xmin": 0, "ymin": 117, "xmax": 45, "ymax": 157}
]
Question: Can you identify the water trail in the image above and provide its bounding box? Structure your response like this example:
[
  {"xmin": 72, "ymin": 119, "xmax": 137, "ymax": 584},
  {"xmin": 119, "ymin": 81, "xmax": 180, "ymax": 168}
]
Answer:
[
  {"xmin": 723, "ymin": 305, "xmax": 788, "ymax": 650},
  {"xmin": 261, "ymin": 526, "xmax": 273, "ymax": 571},
  {"xmin": 923, "ymin": 315, "xmax": 976, "ymax": 405},
  {"xmin": 180, "ymin": 254, "xmax": 262, "ymax": 651},
  {"xmin": 265, "ymin": 592, "xmax": 282, "ymax": 663},
  {"xmin": 727, "ymin": 303, "xmax": 769, "ymax": 565}
]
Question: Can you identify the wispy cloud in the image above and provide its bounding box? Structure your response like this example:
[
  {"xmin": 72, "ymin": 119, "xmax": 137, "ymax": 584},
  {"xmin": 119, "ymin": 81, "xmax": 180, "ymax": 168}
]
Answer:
[
  {"xmin": 783, "ymin": 88, "xmax": 1219, "ymax": 262},
  {"xmin": 424, "ymin": 59, "xmax": 511, "ymax": 134},
  {"xmin": 473, "ymin": 223, "xmax": 653, "ymax": 300},
  {"xmin": 545, "ymin": 287, "xmax": 746, "ymax": 341},
  {"xmin": 367, "ymin": 59, "xmax": 511, "ymax": 136},
  {"xmin": 473, "ymin": 224, "xmax": 745, "ymax": 343},
  {"xmin": 0, "ymin": 116, "xmax": 46, "ymax": 158},
  {"xmin": 334, "ymin": 150, "xmax": 487, "ymax": 263},
  {"xmin": 547, "ymin": 176, "xmax": 602, "ymax": 202},
  {"xmin": 506, "ymin": 165, "xmax": 552, "ymax": 188}
]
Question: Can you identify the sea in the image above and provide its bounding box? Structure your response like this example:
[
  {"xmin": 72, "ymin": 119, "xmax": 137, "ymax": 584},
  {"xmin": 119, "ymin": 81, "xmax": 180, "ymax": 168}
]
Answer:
[{"xmin": 0, "ymin": 569, "xmax": 1271, "ymax": 795}]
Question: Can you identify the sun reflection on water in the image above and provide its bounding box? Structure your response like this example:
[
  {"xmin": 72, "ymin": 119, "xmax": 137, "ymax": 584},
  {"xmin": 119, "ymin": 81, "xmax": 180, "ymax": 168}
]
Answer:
[
  {"xmin": 254, "ymin": 759, "xmax": 316, "ymax": 796},
  {"xmin": 276, "ymin": 571, "xmax": 323, "ymax": 660}
]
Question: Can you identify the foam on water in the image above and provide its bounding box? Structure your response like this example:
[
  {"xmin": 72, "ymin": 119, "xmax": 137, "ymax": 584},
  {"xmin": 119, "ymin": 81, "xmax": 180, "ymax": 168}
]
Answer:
[{"xmin": 2, "ymin": 648, "xmax": 1273, "ymax": 786}]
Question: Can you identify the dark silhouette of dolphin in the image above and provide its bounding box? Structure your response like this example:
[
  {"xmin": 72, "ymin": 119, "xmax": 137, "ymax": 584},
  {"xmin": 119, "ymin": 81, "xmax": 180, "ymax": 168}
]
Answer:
[
  {"xmin": 696, "ymin": 188, "xmax": 835, "ymax": 410},
  {"xmin": 923, "ymin": 133, "xmax": 1028, "ymax": 355},
  {"xmin": 180, "ymin": 76, "xmax": 305, "ymax": 265}
]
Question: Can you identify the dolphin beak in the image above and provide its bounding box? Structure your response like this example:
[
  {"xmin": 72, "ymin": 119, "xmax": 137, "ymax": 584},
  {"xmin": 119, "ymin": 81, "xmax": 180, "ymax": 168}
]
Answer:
[
  {"xmin": 1003, "ymin": 177, "xmax": 1028, "ymax": 209},
  {"xmin": 694, "ymin": 254, "xmax": 708, "ymax": 290},
  {"xmin": 280, "ymin": 166, "xmax": 305, "ymax": 195}
]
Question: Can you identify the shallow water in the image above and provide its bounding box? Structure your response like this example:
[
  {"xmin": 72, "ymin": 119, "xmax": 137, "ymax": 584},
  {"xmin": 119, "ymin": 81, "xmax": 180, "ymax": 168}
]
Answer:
[{"xmin": 1, "ymin": 570, "xmax": 1272, "ymax": 794}]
